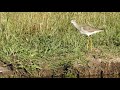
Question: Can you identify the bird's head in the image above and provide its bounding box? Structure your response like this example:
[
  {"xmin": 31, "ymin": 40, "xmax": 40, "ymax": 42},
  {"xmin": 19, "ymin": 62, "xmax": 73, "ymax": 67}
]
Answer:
[{"xmin": 71, "ymin": 20, "xmax": 76, "ymax": 24}]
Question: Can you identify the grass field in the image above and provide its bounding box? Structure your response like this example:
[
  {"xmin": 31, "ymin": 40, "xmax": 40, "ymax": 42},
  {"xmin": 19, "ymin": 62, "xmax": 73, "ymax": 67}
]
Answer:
[{"xmin": 0, "ymin": 12, "xmax": 120, "ymax": 77}]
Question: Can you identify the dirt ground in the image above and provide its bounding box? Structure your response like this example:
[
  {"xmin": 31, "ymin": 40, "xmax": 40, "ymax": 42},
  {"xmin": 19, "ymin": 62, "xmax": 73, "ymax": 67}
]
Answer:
[{"xmin": 0, "ymin": 57, "xmax": 120, "ymax": 78}]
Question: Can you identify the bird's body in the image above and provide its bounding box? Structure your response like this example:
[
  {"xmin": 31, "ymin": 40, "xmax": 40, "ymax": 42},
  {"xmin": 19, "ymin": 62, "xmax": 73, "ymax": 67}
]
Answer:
[
  {"xmin": 71, "ymin": 20, "xmax": 103, "ymax": 36},
  {"xmin": 71, "ymin": 20, "xmax": 103, "ymax": 51}
]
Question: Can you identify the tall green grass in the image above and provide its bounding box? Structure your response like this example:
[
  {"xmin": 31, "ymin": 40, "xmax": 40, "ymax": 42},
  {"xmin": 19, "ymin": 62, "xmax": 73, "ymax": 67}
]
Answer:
[{"xmin": 0, "ymin": 12, "xmax": 120, "ymax": 72}]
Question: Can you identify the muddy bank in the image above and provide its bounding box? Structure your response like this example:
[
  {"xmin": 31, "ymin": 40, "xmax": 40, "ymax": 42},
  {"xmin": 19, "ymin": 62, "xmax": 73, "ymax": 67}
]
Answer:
[{"xmin": 0, "ymin": 58, "xmax": 120, "ymax": 78}]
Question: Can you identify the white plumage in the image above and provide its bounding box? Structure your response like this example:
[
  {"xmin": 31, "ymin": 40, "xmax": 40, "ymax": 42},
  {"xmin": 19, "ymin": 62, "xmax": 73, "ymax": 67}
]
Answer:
[{"xmin": 71, "ymin": 20, "xmax": 103, "ymax": 36}]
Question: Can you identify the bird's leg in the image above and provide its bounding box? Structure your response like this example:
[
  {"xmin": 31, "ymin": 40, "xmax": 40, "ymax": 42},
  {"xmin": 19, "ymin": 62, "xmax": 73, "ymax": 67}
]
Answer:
[
  {"xmin": 86, "ymin": 36, "xmax": 89, "ymax": 50},
  {"xmin": 90, "ymin": 36, "xmax": 92, "ymax": 51}
]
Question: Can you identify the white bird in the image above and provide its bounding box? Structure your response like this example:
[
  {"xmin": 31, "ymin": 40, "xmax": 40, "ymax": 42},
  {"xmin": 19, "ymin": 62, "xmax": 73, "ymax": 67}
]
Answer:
[{"xmin": 71, "ymin": 20, "xmax": 103, "ymax": 51}]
